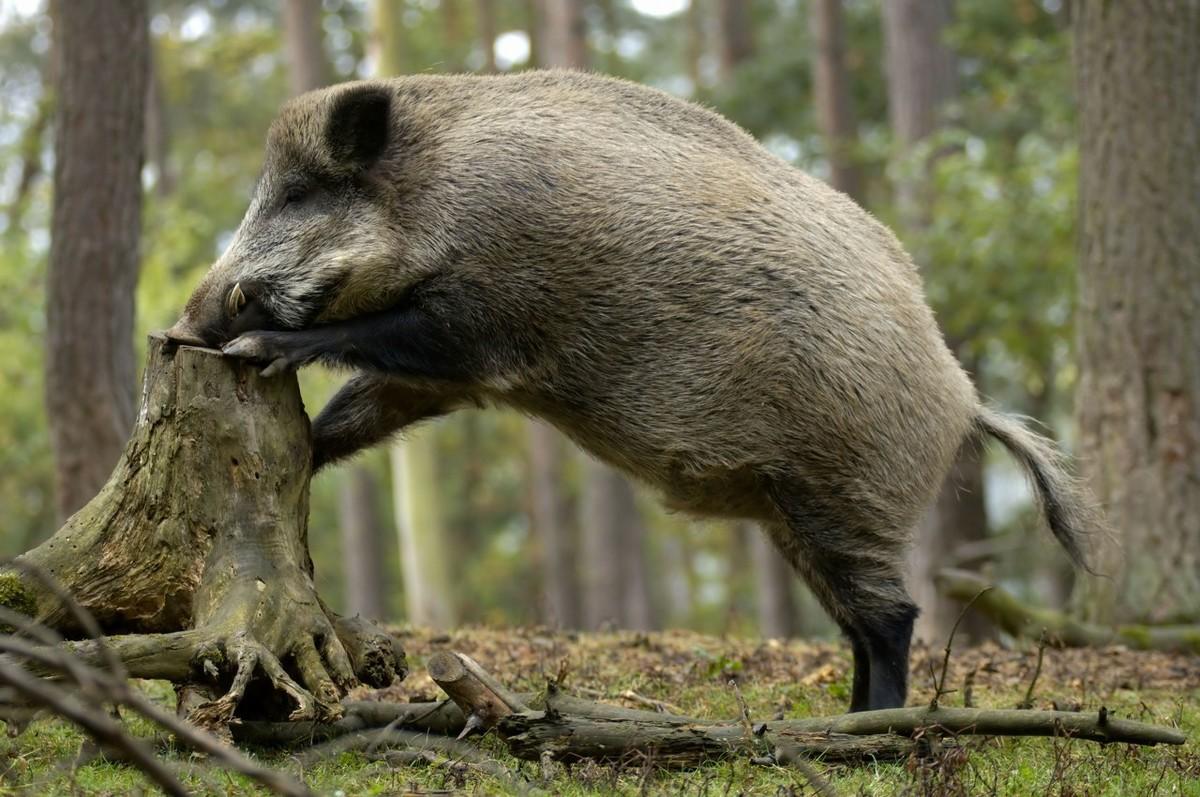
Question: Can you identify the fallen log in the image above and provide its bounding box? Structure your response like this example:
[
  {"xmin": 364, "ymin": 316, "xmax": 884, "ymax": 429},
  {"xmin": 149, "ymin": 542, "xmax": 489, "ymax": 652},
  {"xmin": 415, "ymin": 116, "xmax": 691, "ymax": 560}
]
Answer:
[
  {"xmin": 426, "ymin": 652, "xmax": 1186, "ymax": 768},
  {"xmin": 0, "ymin": 336, "xmax": 407, "ymax": 733},
  {"xmin": 937, "ymin": 569, "xmax": 1200, "ymax": 654}
]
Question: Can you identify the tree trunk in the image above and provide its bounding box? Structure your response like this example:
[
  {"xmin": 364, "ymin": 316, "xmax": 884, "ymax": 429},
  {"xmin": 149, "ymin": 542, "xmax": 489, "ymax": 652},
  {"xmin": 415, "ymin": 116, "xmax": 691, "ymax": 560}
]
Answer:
[
  {"xmin": 883, "ymin": 0, "xmax": 987, "ymax": 645},
  {"xmin": 283, "ymin": 0, "xmax": 329, "ymax": 96},
  {"xmin": 686, "ymin": 0, "xmax": 706, "ymax": 92},
  {"xmin": 46, "ymin": 0, "xmax": 147, "ymax": 522},
  {"xmin": 0, "ymin": 338, "xmax": 406, "ymax": 731},
  {"xmin": 477, "ymin": 0, "xmax": 498, "ymax": 73},
  {"xmin": 144, "ymin": 46, "xmax": 175, "ymax": 198},
  {"xmin": 339, "ymin": 467, "xmax": 388, "ymax": 620},
  {"xmin": 809, "ymin": 0, "xmax": 863, "ymax": 202},
  {"xmin": 579, "ymin": 458, "xmax": 627, "ymax": 629},
  {"xmin": 716, "ymin": 0, "xmax": 752, "ymax": 82},
  {"xmin": 882, "ymin": 0, "xmax": 957, "ymax": 222},
  {"xmin": 540, "ymin": 0, "xmax": 588, "ymax": 69},
  {"xmin": 527, "ymin": 421, "xmax": 581, "ymax": 628},
  {"xmin": 748, "ymin": 523, "xmax": 797, "ymax": 638},
  {"xmin": 1072, "ymin": 1, "xmax": 1200, "ymax": 624},
  {"xmin": 371, "ymin": 0, "xmax": 456, "ymax": 628},
  {"xmin": 442, "ymin": 0, "xmax": 465, "ymax": 71},
  {"xmin": 618, "ymin": 485, "xmax": 656, "ymax": 631}
]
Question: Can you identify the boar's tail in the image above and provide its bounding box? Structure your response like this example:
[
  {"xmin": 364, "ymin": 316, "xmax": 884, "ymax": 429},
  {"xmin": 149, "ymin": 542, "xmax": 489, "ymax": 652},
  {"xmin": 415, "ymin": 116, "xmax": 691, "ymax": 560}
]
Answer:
[{"xmin": 973, "ymin": 407, "xmax": 1102, "ymax": 573}]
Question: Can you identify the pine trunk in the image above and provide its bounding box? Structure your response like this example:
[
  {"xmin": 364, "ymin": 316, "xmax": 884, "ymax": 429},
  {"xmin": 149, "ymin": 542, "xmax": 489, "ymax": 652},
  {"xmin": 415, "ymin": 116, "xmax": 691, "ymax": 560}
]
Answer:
[
  {"xmin": 528, "ymin": 421, "xmax": 582, "ymax": 628},
  {"xmin": 540, "ymin": 0, "xmax": 588, "ymax": 69},
  {"xmin": 1072, "ymin": 0, "xmax": 1200, "ymax": 624},
  {"xmin": 748, "ymin": 524, "xmax": 798, "ymax": 638},
  {"xmin": 46, "ymin": 0, "xmax": 148, "ymax": 521},
  {"xmin": 809, "ymin": 0, "xmax": 863, "ymax": 202},
  {"xmin": 283, "ymin": 0, "xmax": 329, "ymax": 96},
  {"xmin": 339, "ymin": 466, "xmax": 389, "ymax": 620}
]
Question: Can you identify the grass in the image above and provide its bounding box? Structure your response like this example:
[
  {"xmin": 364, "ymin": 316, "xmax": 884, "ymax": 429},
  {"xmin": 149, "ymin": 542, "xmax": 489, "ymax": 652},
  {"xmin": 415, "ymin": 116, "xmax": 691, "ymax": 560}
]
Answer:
[{"xmin": 0, "ymin": 628, "xmax": 1196, "ymax": 795}]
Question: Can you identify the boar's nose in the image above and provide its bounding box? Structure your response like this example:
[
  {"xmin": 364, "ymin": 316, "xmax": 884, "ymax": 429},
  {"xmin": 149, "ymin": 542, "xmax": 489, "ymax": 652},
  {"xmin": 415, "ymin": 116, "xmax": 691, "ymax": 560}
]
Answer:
[{"xmin": 164, "ymin": 318, "xmax": 210, "ymax": 348}]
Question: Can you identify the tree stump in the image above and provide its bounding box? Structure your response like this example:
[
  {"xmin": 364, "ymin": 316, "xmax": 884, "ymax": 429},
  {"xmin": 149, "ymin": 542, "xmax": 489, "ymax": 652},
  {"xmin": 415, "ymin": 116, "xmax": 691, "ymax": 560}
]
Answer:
[{"xmin": 0, "ymin": 335, "xmax": 406, "ymax": 731}]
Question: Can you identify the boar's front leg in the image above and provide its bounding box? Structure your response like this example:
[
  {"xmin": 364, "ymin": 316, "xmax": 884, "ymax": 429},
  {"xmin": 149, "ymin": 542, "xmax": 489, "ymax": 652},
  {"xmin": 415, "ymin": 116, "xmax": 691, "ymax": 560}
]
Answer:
[
  {"xmin": 221, "ymin": 297, "xmax": 478, "ymax": 380},
  {"xmin": 311, "ymin": 373, "xmax": 463, "ymax": 471}
]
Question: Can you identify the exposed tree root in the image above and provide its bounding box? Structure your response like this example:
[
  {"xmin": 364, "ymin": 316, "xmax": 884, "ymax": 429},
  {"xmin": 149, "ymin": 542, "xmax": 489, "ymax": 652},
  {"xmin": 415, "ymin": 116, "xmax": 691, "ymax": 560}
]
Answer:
[{"xmin": 937, "ymin": 569, "xmax": 1200, "ymax": 653}]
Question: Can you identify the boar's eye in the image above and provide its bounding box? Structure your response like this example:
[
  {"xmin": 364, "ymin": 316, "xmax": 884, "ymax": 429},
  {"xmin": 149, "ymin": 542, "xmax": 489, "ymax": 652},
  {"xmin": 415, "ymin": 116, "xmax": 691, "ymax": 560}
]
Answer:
[{"xmin": 282, "ymin": 185, "xmax": 309, "ymax": 209}]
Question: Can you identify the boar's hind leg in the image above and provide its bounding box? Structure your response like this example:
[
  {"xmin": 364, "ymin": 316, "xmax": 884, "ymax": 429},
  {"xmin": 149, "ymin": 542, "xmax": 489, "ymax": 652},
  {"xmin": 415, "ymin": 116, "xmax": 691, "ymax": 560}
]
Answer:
[
  {"xmin": 764, "ymin": 490, "xmax": 917, "ymax": 712},
  {"xmin": 311, "ymin": 373, "xmax": 462, "ymax": 471}
]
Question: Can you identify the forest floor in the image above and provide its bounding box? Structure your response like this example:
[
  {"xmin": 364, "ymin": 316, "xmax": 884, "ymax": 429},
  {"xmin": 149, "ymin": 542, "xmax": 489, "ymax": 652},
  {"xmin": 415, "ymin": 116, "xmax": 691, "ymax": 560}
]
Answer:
[{"xmin": 0, "ymin": 627, "xmax": 1197, "ymax": 796}]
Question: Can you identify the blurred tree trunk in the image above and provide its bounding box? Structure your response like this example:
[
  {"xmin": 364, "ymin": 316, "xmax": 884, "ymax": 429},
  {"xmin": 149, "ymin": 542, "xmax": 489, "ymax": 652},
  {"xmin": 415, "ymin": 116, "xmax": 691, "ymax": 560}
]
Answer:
[
  {"xmin": 809, "ymin": 0, "xmax": 863, "ymax": 202},
  {"xmin": 145, "ymin": 47, "xmax": 175, "ymax": 198},
  {"xmin": 540, "ymin": 0, "xmax": 588, "ymax": 69},
  {"xmin": 716, "ymin": 0, "xmax": 799, "ymax": 636},
  {"xmin": 375, "ymin": 0, "xmax": 456, "ymax": 627},
  {"xmin": 883, "ymin": 0, "xmax": 990, "ymax": 645},
  {"xmin": 339, "ymin": 466, "xmax": 388, "ymax": 619},
  {"xmin": 1073, "ymin": 1, "xmax": 1200, "ymax": 625},
  {"xmin": 716, "ymin": 0, "xmax": 752, "ymax": 82},
  {"xmin": 748, "ymin": 523, "xmax": 797, "ymax": 638},
  {"xmin": 477, "ymin": 0, "xmax": 497, "ymax": 73},
  {"xmin": 528, "ymin": 421, "xmax": 581, "ymax": 628},
  {"xmin": 686, "ymin": 0, "xmax": 705, "ymax": 91},
  {"xmin": 284, "ymin": 0, "xmax": 390, "ymax": 622},
  {"xmin": 525, "ymin": 0, "xmax": 541, "ymax": 69},
  {"xmin": 527, "ymin": 0, "xmax": 600, "ymax": 629},
  {"xmin": 443, "ymin": 0, "xmax": 464, "ymax": 71},
  {"xmin": 283, "ymin": 0, "xmax": 329, "ymax": 96},
  {"xmin": 579, "ymin": 458, "xmax": 623, "ymax": 629},
  {"xmin": 46, "ymin": 0, "xmax": 148, "ymax": 522},
  {"xmin": 580, "ymin": 458, "xmax": 656, "ymax": 630}
]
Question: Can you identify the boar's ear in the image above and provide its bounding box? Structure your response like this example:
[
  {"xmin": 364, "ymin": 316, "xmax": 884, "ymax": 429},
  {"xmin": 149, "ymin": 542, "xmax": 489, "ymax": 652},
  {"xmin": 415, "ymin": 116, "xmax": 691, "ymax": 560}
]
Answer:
[{"xmin": 326, "ymin": 85, "xmax": 391, "ymax": 169}]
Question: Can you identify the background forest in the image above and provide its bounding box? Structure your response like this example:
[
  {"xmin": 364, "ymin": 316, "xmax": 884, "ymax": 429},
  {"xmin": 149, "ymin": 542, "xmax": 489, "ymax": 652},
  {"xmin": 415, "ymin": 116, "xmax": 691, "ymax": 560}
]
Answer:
[{"xmin": 0, "ymin": 0, "xmax": 1193, "ymax": 651}]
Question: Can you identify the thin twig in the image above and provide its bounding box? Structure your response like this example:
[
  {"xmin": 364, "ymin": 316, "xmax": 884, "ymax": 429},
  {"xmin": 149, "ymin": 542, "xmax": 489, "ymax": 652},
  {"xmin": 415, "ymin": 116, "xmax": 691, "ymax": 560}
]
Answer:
[
  {"xmin": 932, "ymin": 585, "xmax": 993, "ymax": 710},
  {"xmin": 1019, "ymin": 633, "xmax": 1048, "ymax": 710}
]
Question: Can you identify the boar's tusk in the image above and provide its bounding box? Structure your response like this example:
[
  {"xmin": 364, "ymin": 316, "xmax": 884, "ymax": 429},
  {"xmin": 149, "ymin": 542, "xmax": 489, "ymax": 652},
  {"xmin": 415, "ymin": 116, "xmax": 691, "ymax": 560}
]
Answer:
[{"xmin": 227, "ymin": 282, "xmax": 247, "ymax": 318}]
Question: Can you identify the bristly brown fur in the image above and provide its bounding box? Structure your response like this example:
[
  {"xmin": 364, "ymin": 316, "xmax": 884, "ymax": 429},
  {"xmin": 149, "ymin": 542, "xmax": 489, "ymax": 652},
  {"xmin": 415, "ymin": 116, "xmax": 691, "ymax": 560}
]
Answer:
[{"xmin": 172, "ymin": 70, "xmax": 1101, "ymax": 710}]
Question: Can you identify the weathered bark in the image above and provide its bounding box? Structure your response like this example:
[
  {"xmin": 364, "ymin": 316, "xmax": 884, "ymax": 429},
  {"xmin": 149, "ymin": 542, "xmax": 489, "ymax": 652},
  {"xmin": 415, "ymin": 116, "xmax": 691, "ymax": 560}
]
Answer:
[
  {"xmin": 809, "ymin": 0, "xmax": 863, "ymax": 202},
  {"xmin": 0, "ymin": 338, "xmax": 407, "ymax": 730},
  {"xmin": 1072, "ymin": 0, "xmax": 1200, "ymax": 625},
  {"xmin": 237, "ymin": 656, "xmax": 1187, "ymax": 764},
  {"xmin": 540, "ymin": 0, "xmax": 588, "ymax": 69},
  {"xmin": 938, "ymin": 569, "xmax": 1200, "ymax": 654},
  {"xmin": 497, "ymin": 701, "xmax": 1183, "ymax": 764},
  {"xmin": 283, "ymin": 0, "xmax": 330, "ymax": 95},
  {"xmin": 883, "ymin": 0, "xmax": 989, "ymax": 646},
  {"xmin": 528, "ymin": 420, "xmax": 581, "ymax": 628},
  {"xmin": 46, "ymin": 0, "xmax": 148, "ymax": 521},
  {"xmin": 748, "ymin": 524, "xmax": 798, "ymax": 638}
]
